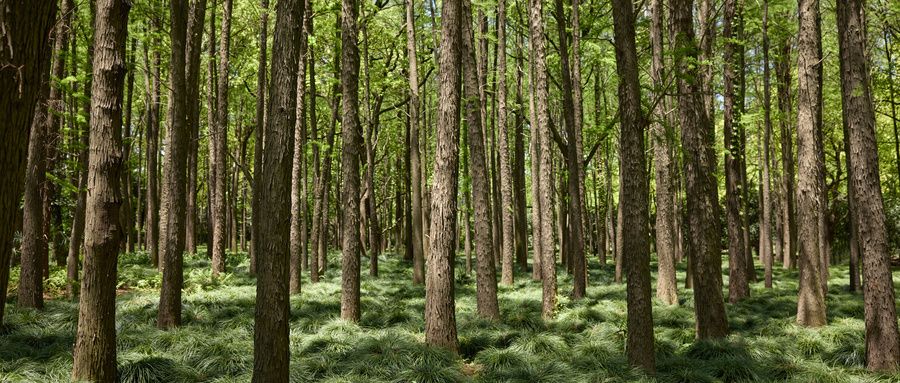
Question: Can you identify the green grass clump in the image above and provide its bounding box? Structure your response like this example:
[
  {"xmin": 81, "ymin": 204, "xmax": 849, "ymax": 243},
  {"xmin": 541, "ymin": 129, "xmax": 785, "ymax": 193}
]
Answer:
[{"xmin": 3, "ymin": 247, "xmax": 897, "ymax": 382}]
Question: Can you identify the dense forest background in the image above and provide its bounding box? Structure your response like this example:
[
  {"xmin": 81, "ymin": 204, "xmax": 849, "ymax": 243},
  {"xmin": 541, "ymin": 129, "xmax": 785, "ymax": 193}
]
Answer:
[{"xmin": 1, "ymin": 0, "xmax": 900, "ymax": 381}]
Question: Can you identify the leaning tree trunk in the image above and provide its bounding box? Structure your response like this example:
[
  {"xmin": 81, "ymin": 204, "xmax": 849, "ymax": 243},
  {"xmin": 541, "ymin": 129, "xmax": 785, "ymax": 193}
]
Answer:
[
  {"xmin": 425, "ymin": 0, "xmax": 463, "ymax": 353},
  {"xmin": 611, "ymin": 0, "xmax": 654, "ymax": 372},
  {"xmin": 795, "ymin": 0, "xmax": 827, "ymax": 328},
  {"xmin": 670, "ymin": 0, "xmax": 729, "ymax": 339},
  {"xmin": 71, "ymin": 0, "xmax": 129, "ymax": 379},
  {"xmin": 252, "ymin": 0, "xmax": 304, "ymax": 379},
  {"xmin": 836, "ymin": 0, "xmax": 900, "ymax": 371}
]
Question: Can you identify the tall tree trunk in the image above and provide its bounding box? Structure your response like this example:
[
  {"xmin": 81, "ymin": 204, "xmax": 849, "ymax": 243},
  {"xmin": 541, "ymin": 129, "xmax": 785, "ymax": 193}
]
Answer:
[
  {"xmin": 611, "ymin": 0, "xmax": 654, "ymax": 371},
  {"xmin": 251, "ymin": 0, "xmax": 268, "ymax": 275},
  {"xmin": 158, "ymin": 0, "xmax": 191, "ymax": 329},
  {"xmin": 121, "ymin": 39, "xmax": 135, "ymax": 254},
  {"xmin": 723, "ymin": 0, "xmax": 749, "ymax": 303},
  {"xmin": 252, "ymin": 0, "xmax": 304, "ymax": 378},
  {"xmin": 211, "ymin": 0, "xmax": 232, "ymax": 275},
  {"xmin": 671, "ymin": 0, "xmax": 728, "ymax": 339},
  {"xmin": 836, "ymin": 0, "xmax": 900, "ymax": 371},
  {"xmin": 513, "ymin": 27, "xmax": 528, "ymax": 272},
  {"xmin": 185, "ymin": 0, "xmax": 208, "ymax": 256},
  {"xmin": 529, "ymin": 0, "xmax": 557, "ymax": 321},
  {"xmin": 290, "ymin": 4, "xmax": 310, "ymax": 294},
  {"xmin": 425, "ymin": 0, "xmax": 462, "ymax": 352},
  {"xmin": 462, "ymin": 0, "xmax": 500, "ymax": 320},
  {"xmin": 48, "ymin": 0, "xmax": 75, "ymax": 265},
  {"xmin": 698, "ymin": 0, "xmax": 716, "ymax": 120},
  {"xmin": 339, "ymin": 0, "xmax": 362, "ymax": 322},
  {"xmin": 19, "ymin": 52, "xmax": 52, "ymax": 310},
  {"xmin": 776, "ymin": 29, "xmax": 796, "ymax": 269},
  {"xmin": 795, "ymin": 0, "xmax": 827, "ymax": 328},
  {"xmin": 67, "ymin": 7, "xmax": 89, "ymax": 300},
  {"xmin": 650, "ymin": 0, "xmax": 677, "ymax": 305},
  {"xmin": 761, "ymin": 0, "xmax": 774, "ymax": 289},
  {"xmin": 496, "ymin": 0, "xmax": 515, "ymax": 286},
  {"xmin": 407, "ymin": 0, "xmax": 426, "ymax": 285},
  {"xmin": 71, "ymin": 0, "xmax": 128, "ymax": 378},
  {"xmin": 146, "ymin": 27, "xmax": 161, "ymax": 269}
]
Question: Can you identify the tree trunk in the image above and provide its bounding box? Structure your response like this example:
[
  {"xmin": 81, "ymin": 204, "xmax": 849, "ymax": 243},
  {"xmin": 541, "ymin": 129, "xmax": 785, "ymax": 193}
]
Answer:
[
  {"xmin": 211, "ymin": 0, "xmax": 232, "ymax": 275},
  {"xmin": 496, "ymin": 0, "xmax": 515, "ymax": 286},
  {"xmin": 723, "ymin": 0, "xmax": 749, "ymax": 303},
  {"xmin": 650, "ymin": 0, "xmax": 677, "ymax": 305},
  {"xmin": 529, "ymin": 0, "xmax": 557, "ymax": 321},
  {"xmin": 795, "ymin": 0, "xmax": 827, "ymax": 328},
  {"xmin": 71, "ymin": 0, "xmax": 128, "ymax": 379},
  {"xmin": 339, "ymin": 0, "xmax": 362, "ymax": 322},
  {"xmin": 670, "ymin": 0, "xmax": 728, "ymax": 339},
  {"xmin": 611, "ymin": 0, "xmax": 654, "ymax": 371},
  {"xmin": 252, "ymin": 0, "xmax": 304, "ymax": 378},
  {"xmin": 836, "ymin": 0, "xmax": 900, "ymax": 370},
  {"xmin": 513, "ymin": 28, "xmax": 528, "ymax": 272},
  {"xmin": 761, "ymin": 0, "xmax": 774, "ymax": 289},
  {"xmin": 158, "ymin": 0, "xmax": 191, "ymax": 330},
  {"xmin": 290, "ymin": 5, "xmax": 310, "ymax": 294},
  {"xmin": 776, "ymin": 29, "xmax": 796, "ymax": 270},
  {"xmin": 185, "ymin": 0, "xmax": 208, "ymax": 256},
  {"xmin": 425, "ymin": 0, "xmax": 462, "ymax": 352},
  {"xmin": 251, "ymin": 0, "xmax": 269, "ymax": 275},
  {"xmin": 462, "ymin": 0, "xmax": 500, "ymax": 320},
  {"xmin": 406, "ymin": 0, "xmax": 426, "ymax": 285},
  {"xmin": 48, "ymin": 0, "xmax": 75, "ymax": 265}
]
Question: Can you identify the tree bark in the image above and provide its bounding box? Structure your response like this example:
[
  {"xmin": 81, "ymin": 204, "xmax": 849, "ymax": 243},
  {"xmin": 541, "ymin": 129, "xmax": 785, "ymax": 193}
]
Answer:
[
  {"xmin": 795, "ymin": 0, "xmax": 827, "ymax": 328},
  {"xmin": 776, "ymin": 28, "xmax": 796, "ymax": 270},
  {"xmin": 290, "ymin": 1, "xmax": 310, "ymax": 294},
  {"xmin": 496, "ymin": 0, "xmax": 515, "ymax": 286},
  {"xmin": 513, "ymin": 28, "xmax": 528, "ymax": 272},
  {"xmin": 71, "ymin": 0, "xmax": 129, "ymax": 379},
  {"xmin": 650, "ymin": 0, "xmax": 677, "ymax": 306},
  {"xmin": 158, "ymin": 0, "xmax": 191, "ymax": 329},
  {"xmin": 339, "ymin": 0, "xmax": 362, "ymax": 322},
  {"xmin": 251, "ymin": 0, "xmax": 268, "ymax": 275},
  {"xmin": 406, "ymin": 0, "xmax": 426, "ymax": 285},
  {"xmin": 761, "ymin": 0, "xmax": 774, "ymax": 289},
  {"xmin": 462, "ymin": 0, "xmax": 500, "ymax": 320},
  {"xmin": 723, "ymin": 0, "xmax": 749, "ymax": 303},
  {"xmin": 185, "ymin": 0, "xmax": 209, "ymax": 256},
  {"xmin": 611, "ymin": 0, "xmax": 654, "ymax": 371},
  {"xmin": 836, "ymin": 0, "xmax": 900, "ymax": 371},
  {"xmin": 211, "ymin": 0, "xmax": 232, "ymax": 275},
  {"xmin": 252, "ymin": 0, "xmax": 304, "ymax": 378},
  {"xmin": 670, "ymin": 0, "xmax": 728, "ymax": 339},
  {"xmin": 425, "ymin": 0, "xmax": 462, "ymax": 352}
]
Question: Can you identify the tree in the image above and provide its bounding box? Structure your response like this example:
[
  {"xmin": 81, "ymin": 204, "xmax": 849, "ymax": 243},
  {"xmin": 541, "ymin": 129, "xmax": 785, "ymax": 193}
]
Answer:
[
  {"xmin": 496, "ymin": 0, "xmax": 515, "ymax": 286},
  {"xmin": 252, "ymin": 0, "xmax": 304, "ymax": 378},
  {"xmin": 425, "ymin": 0, "xmax": 462, "ymax": 352},
  {"xmin": 670, "ymin": 0, "xmax": 728, "ymax": 339},
  {"xmin": 185, "ymin": 0, "xmax": 208, "ymax": 256},
  {"xmin": 836, "ymin": 0, "xmax": 900, "ymax": 371},
  {"xmin": 723, "ymin": 0, "xmax": 749, "ymax": 303},
  {"xmin": 406, "ymin": 0, "xmax": 426, "ymax": 285},
  {"xmin": 529, "ymin": 0, "xmax": 557, "ymax": 321},
  {"xmin": 251, "ymin": 0, "xmax": 269, "ymax": 276},
  {"xmin": 650, "ymin": 0, "xmax": 677, "ymax": 306},
  {"xmin": 775, "ymin": 17, "xmax": 795, "ymax": 270},
  {"xmin": 0, "ymin": 0, "xmax": 57, "ymax": 326},
  {"xmin": 462, "ymin": 0, "xmax": 500, "ymax": 320},
  {"xmin": 610, "ymin": 0, "xmax": 654, "ymax": 371},
  {"xmin": 71, "ymin": 0, "xmax": 129, "ymax": 379},
  {"xmin": 158, "ymin": 0, "xmax": 192, "ymax": 330},
  {"xmin": 795, "ymin": 0, "xmax": 827, "ymax": 328},
  {"xmin": 212, "ymin": 0, "xmax": 233, "ymax": 275},
  {"xmin": 760, "ymin": 0, "xmax": 774, "ymax": 289},
  {"xmin": 340, "ymin": 0, "xmax": 362, "ymax": 323}
]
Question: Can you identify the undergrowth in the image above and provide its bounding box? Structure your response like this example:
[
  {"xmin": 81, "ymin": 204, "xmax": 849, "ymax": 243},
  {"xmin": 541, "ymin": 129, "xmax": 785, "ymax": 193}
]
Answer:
[{"xmin": 1, "ymin": 248, "xmax": 899, "ymax": 382}]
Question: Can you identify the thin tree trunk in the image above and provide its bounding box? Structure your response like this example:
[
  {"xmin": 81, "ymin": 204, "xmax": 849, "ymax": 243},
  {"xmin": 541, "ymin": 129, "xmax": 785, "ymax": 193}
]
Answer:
[
  {"xmin": 339, "ymin": 0, "xmax": 362, "ymax": 322},
  {"xmin": 71, "ymin": 0, "xmax": 128, "ymax": 378},
  {"xmin": 252, "ymin": 0, "xmax": 269, "ymax": 275},
  {"xmin": 836, "ymin": 0, "xmax": 900, "ymax": 370},
  {"xmin": 513, "ymin": 23, "xmax": 528, "ymax": 272},
  {"xmin": 185, "ymin": 0, "xmax": 208, "ymax": 256},
  {"xmin": 146, "ymin": 27, "xmax": 161, "ymax": 269},
  {"xmin": 761, "ymin": 0, "xmax": 774, "ymax": 289},
  {"xmin": 211, "ymin": 0, "xmax": 232, "ymax": 275},
  {"xmin": 290, "ymin": 3, "xmax": 310, "ymax": 294},
  {"xmin": 496, "ymin": 0, "xmax": 515, "ymax": 286},
  {"xmin": 407, "ymin": 0, "xmax": 426, "ymax": 284},
  {"xmin": 776, "ymin": 29, "xmax": 796, "ymax": 270}
]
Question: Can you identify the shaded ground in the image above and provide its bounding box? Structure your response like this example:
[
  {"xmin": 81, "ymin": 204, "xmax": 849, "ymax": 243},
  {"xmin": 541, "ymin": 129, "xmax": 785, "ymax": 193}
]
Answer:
[{"xmin": 2, "ymin": 249, "xmax": 899, "ymax": 382}]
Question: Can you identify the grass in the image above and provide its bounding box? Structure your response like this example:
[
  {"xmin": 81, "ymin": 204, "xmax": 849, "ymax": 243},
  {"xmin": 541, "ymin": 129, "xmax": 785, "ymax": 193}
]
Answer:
[{"xmin": 2, "ymin": 248, "xmax": 900, "ymax": 382}]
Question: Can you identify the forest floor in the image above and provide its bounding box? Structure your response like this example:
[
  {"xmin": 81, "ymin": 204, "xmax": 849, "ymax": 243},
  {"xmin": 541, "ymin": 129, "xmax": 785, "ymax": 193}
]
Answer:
[{"xmin": 2, "ymin": 249, "xmax": 900, "ymax": 382}]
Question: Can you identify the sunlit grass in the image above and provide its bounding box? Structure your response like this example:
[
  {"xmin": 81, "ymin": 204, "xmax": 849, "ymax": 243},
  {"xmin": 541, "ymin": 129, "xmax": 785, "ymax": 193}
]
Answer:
[{"xmin": 2, "ymin": 247, "xmax": 899, "ymax": 382}]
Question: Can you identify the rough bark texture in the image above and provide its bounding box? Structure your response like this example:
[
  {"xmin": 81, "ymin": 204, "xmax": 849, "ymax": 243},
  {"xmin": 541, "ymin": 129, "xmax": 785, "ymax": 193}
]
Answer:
[
  {"xmin": 425, "ymin": 0, "xmax": 462, "ymax": 352},
  {"xmin": 512, "ymin": 31, "xmax": 528, "ymax": 272},
  {"xmin": 0, "ymin": 0, "xmax": 57, "ymax": 326},
  {"xmin": 761, "ymin": 0, "xmax": 774, "ymax": 289},
  {"xmin": 795, "ymin": 0, "xmax": 827, "ymax": 328},
  {"xmin": 252, "ymin": 0, "xmax": 303, "ymax": 378},
  {"xmin": 158, "ymin": 0, "xmax": 191, "ymax": 330},
  {"xmin": 211, "ymin": 0, "xmax": 232, "ymax": 275},
  {"xmin": 723, "ymin": 0, "xmax": 749, "ymax": 303},
  {"xmin": 340, "ymin": 0, "xmax": 362, "ymax": 322},
  {"xmin": 251, "ymin": 0, "xmax": 268, "ymax": 276},
  {"xmin": 71, "ymin": 0, "xmax": 128, "ymax": 379},
  {"xmin": 185, "ymin": 0, "xmax": 208, "ymax": 255},
  {"xmin": 528, "ymin": 0, "xmax": 557, "ymax": 321},
  {"xmin": 670, "ymin": 0, "xmax": 729, "ymax": 339},
  {"xmin": 462, "ymin": 0, "xmax": 500, "ymax": 320},
  {"xmin": 496, "ymin": 0, "xmax": 515, "ymax": 286},
  {"xmin": 650, "ymin": 0, "xmax": 677, "ymax": 306},
  {"xmin": 290, "ymin": 5, "xmax": 310, "ymax": 294},
  {"xmin": 776, "ymin": 30, "xmax": 796, "ymax": 269},
  {"xmin": 836, "ymin": 0, "xmax": 900, "ymax": 371},
  {"xmin": 611, "ymin": 0, "xmax": 654, "ymax": 371},
  {"xmin": 407, "ymin": 0, "xmax": 426, "ymax": 285}
]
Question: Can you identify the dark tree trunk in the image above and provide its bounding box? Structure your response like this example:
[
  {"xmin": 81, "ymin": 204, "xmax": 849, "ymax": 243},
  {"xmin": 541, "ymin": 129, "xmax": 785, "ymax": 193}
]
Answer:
[
  {"xmin": 406, "ymin": 0, "xmax": 426, "ymax": 285},
  {"xmin": 146, "ymin": 32, "xmax": 161, "ymax": 269},
  {"xmin": 185, "ymin": 0, "xmax": 208, "ymax": 256},
  {"xmin": 252, "ymin": 0, "xmax": 304, "ymax": 378},
  {"xmin": 462, "ymin": 0, "xmax": 500, "ymax": 320},
  {"xmin": 71, "ymin": 0, "xmax": 129, "ymax": 379},
  {"xmin": 670, "ymin": 0, "xmax": 728, "ymax": 339},
  {"xmin": 496, "ymin": 0, "xmax": 514, "ymax": 286},
  {"xmin": 211, "ymin": 0, "xmax": 232, "ymax": 275},
  {"xmin": 251, "ymin": 0, "xmax": 268, "ymax": 275},
  {"xmin": 158, "ymin": 0, "xmax": 191, "ymax": 329},
  {"xmin": 339, "ymin": 0, "xmax": 362, "ymax": 322},
  {"xmin": 836, "ymin": 0, "xmax": 900, "ymax": 371},
  {"xmin": 611, "ymin": 0, "xmax": 654, "ymax": 371},
  {"xmin": 290, "ymin": 2, "xmax": 310, "ymax": 294},
  {"xmin": 761, "ymin": 0, "xmax": 774, "ymax": 289},
  {"xmin": 425, "ymin": 0, "xmax": 462, "ymax": 352},
  {"xmin": 776, "ymin": 28, "xmax": 796, "ymax": 270},
  {"xmin": 795, "ymin": 0, "xmax": 827, "ymax": 328},
  {"xmin": 723, "ymin": 0, "xmax": 749, "ymax": 303},
  {"xmin": 513, "ymin": 29, "xmax": 528, "ymax": 272}
]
